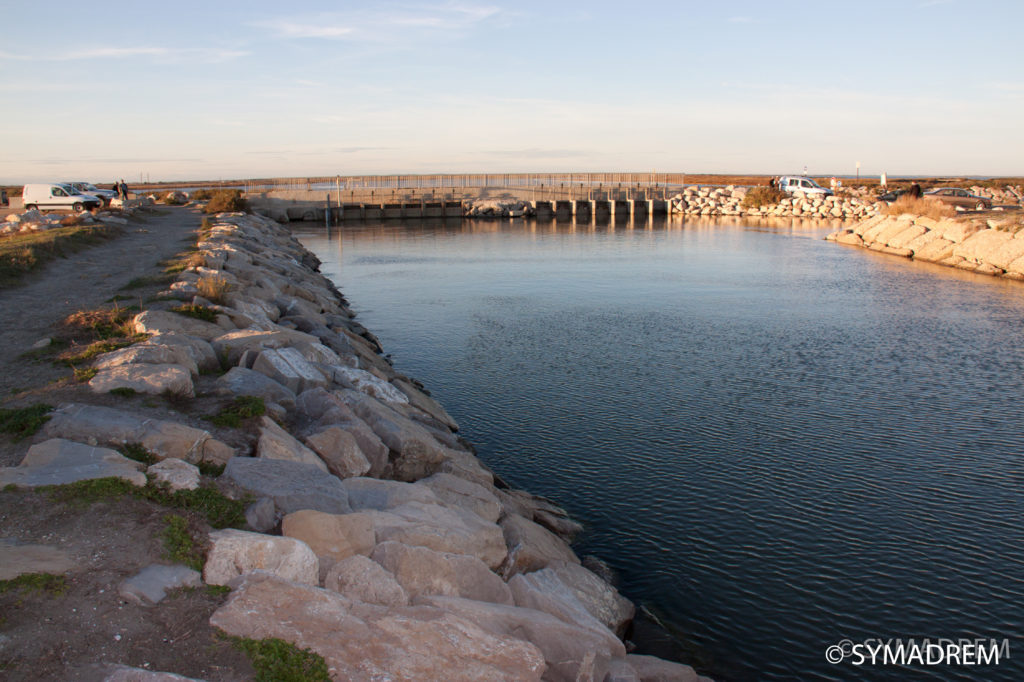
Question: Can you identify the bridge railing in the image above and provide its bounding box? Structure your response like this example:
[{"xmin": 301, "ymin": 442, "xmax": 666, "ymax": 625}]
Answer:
[{"xmin": 238, "ymin": 172, "xmax": 687, "ymax": 193}]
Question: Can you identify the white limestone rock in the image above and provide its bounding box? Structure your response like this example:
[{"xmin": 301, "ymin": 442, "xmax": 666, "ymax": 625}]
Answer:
[
  {"xmin": 147, "ymin": 458, "xmax": 200, "ymax": 491},
  {"xmin": 0, "ymin": 438, "xmax": 146, "ymax": 488},
  {"xmin": 203, "ymin": 528, "xmax": 319, "ymax": 586}
]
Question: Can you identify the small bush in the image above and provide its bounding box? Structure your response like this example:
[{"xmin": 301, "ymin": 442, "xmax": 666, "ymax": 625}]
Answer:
[
  {"xmin": 231, "ymin": 637, "xmax": 331, "ymax": 682},
  {"xmin": 196, "ymin": 275, "xmax": 230, "ymax": 304},
  {"xmin": 171, "ymin": 304, "xmax": 218, "ymax": 323},
  {"xmin": 191, "ymin": 189, "xmax": 214, "ymax": 202},
  {"xmin": 741, "ymin": 186, "xmax": 787, "ymax": 209},
  {"xmin": 73, "ymin": 367, "xmax": 98, "ymax": 382},
  {"xmin": 884, "ymin": 196, "xmax": 956, "ymax": 220},
  {"xmin": 0, "ymin": 404, "xmax": 53, "ymax": 440},
  {"xmin": 204, "ymin": 189, "xmax": 248, "ymax": 214},
  {"xmin": 119, "ymin": 443, "xmax": 157, "ymax": 465},
  {"xmin": 207, "ymin": 396, "xmax": 266, "ymax": 428}
]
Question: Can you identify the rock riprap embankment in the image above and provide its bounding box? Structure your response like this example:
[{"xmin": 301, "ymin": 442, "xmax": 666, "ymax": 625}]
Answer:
[
  {"xmin": 2, "ymin": 211, "xmax": 710, "ymax": 681},
  {"xmin": 668, "ymin": 186, "xmax": 877, "ymax": 219},
  {"xmin": 826, "ymin": 213, "xmax": 1024, "ymax": 279}
]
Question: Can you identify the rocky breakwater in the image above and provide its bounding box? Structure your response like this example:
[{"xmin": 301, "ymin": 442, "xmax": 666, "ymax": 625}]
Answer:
[
  {"xmin": 5, "ymin": 211, "xmax": 709, "ymax": 681},
  {"xmin": 669, "ymin": 186, "xmax": 877, "ymax": 220},
  {"xmin": 1, "ymin": 200, "xmax": 152, "ymax": 236},
  {"xmin": 826, "ymin": 213, "xmax": 1024, "ymax": 279}
]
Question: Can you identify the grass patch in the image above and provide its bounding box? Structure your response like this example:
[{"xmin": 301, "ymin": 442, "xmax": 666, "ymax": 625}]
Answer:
[
  {"xmin": 118, "ymin": 443, "xmax": 157, "ymax": 465},
  {"xmin": 741, "ymin": 186, "xmax": 787, "ymax": 209},
  {"xmin": 885, "ymin": 196, "xmax": 957, "ymax": 220},
  {"xmin": 109, "ymin": 386, "xmax": 138, "ymax": 398},
  {"xmin": 73, "ymin": 367, "xmax": 97, "ymax": 382},
  {"xmin": 191, "ymin": 189, "xmax": 214, "ymax": 202},
  {"xmin": 197, "ymin": 461, "xmax": 226, "ymax": 477},
  {"xmin": 0, "ymin": 572, "xmax": 67, "ymax": 597},
  {"xmin": 0, "ymin": 404, "xmax": 53, "ymax": 440},
  {"xmin": 41, "ymin": 477, "xmax": 247, "ymax": 529},
  {"xmin": 206, "ymin": 396, "xmax": 266, "ymax": 428},
  {"xmin": 162, "ymin": 514, "xmax": 203, "ymax": 570},
  {"xmin": 204, "ymin": 189, "xmax": 248, "ymax": 215},
  {"xmin": 196, "ymin": 275, "xmax": 230, "ymax": 304},
  {"xmin": 171, "ymin": 304, "xmax": 218, "ymax": 323},
  {"xmin": 0, "ymin": 224, "xmax": 121, "ymax": 289},
  {"xmin": 162, "ymin": 250, "xmax": 204, "ymax": 274},
  {"xmin": 60, "ymin": 338, "xmax": 134, "ymax": 365},
  {"xmin": 61, "ymin": 306, "xmax": 136, "ymax": 340},
  {"xmin": 230, "ymin": 636, "xmax": 330, "ymax": 682}
]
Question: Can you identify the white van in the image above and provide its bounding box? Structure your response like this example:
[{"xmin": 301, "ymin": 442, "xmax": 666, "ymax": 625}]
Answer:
[
  {"xmin": 22, "ymin": 183, "xmax": 102, "ymax": 212},
  {"xmin": 778, "ymin": 176, "xmax": 833, "ymax": 197}
]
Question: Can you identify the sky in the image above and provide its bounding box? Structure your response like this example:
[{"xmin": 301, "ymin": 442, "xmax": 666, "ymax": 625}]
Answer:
[{"xmin": 1, "ymin": 0, "xmax": 1022, "ymax": 183}]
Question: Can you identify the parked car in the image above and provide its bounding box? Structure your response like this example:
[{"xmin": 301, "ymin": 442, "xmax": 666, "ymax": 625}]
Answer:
[
  {"xmin": 777, "ymin": 176, "xmax": 833, "ymax": 197},
  {"xmin": 22, "ymin": 183, "xmax": 102, "ymax": 212},
  {"xmin": 64, "ymin": 181, "xmax": 117, "ymax": 207},
  {"xmin": 878, "ymin": 189, "xmax": 907, "ymax": 203},
  {"xmin": 923, "ymin": 187, "xmax": 992, "ymax": 210}
]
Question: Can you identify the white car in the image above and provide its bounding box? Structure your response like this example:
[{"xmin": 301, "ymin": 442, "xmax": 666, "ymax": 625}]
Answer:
[
  {"xmin": 778, "ymin": 176, "xmax": 833, "ymax": 197},
  {"xmin": 22, "ymin": 183, "xmax": 102, "ymax": 212},
  {"xmin": 65, "ymin": 181, "xmax": 118, "ymax": 207}
]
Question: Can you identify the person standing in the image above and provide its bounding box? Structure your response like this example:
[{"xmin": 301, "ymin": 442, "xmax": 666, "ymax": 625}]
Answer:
[
  {"xmin": 880, "ymin": 172, "xmax": 887, "ymax": 189},
  {"xmin": 119, "ymin": 179, "xmax": 128, "ymax": 201},
  {"xmin": 0, "ymin": 188, "xmax": 8, "ymax": 207}
]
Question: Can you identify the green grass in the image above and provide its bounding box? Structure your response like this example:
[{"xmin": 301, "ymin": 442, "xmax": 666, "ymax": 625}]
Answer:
[
  {"xmin": 41, "ymin": 477, "xmax": 247, "ymax": 529},
  {"xmin": 0, "ymin": 404, "xmax": 53, "ymax": 440},
  {"xmin": 0, "ymin": 224, "xmax": 122, "ymax": 289},
  {"xmin": 73, "ymin": 367, "xmax": 97, "ymax": 382},
  {"xmin": 0, "ymin": 572, "xmax": 67, "ymax": 597},
  {"xmin": 109, "ymin": 386, "xmax": 138, "ymax": 398},
  {"xmin": 230, "ymin": 636, "xmax": 330, "ymax": 682},
  {"xmin": 118, "ymin": 443, "xmax": 157, "ymax": 465},
  {"xmin": 120, "ymin": 273, "xmax": 175, "ymax": 290},
  {"xmin": 206, "ymin": 396, "xmax": 266, "ymax": 428},
  {"xmin": 171, "ymin": 304, "xmax": 218, "ymax": 323},
  {"xmin": 59, "ymin": 338, "xmax": 136, "ymax": 365},
  {"xmin": 162, "ymin": 514, "xmax": 203, "ymax": 570}
]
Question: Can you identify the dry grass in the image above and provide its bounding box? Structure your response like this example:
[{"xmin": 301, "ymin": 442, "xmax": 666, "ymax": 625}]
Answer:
[
  {"xmin": 196, "ymin": 275, "xmax": 230, "ymax": 304},
  {"xmin": 0, "ymin": 225, "xmax": 121, "ymax": 289},
  {"xmin": 884, "ymin": 196, "xmax": 956, "ymax": 220}
]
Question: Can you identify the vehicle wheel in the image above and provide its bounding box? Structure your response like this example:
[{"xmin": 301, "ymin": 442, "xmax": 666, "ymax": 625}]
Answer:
[
  {"xmin": 25, "ymin": 204, "xmax": 37, "ymax": 211},
  {"xmin": 72, "ymin": 202, "xmax": 84, "ymax": 212},
  {"xmin": 976, "ymin": 202, "xmax": 986, "ymax": 210}
]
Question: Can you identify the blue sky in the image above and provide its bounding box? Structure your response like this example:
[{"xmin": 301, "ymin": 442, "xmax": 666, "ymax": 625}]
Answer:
[{"xmin": 1, "ymin": 0, "xmax": 1021, "ymax": 183}]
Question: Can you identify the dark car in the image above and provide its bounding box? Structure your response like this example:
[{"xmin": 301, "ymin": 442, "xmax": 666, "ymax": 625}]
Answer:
[
  {"xmin": 878, "ymin": 189, "xmax": 907, "ymax": 203},
  {"xmin": 923, "ymin": 188, "xmax": 992, "ymax": 210}
]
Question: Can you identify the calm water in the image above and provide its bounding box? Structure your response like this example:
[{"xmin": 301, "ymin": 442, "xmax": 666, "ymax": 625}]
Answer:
[{"xmin": 294, "ymin": 218, "xmax": 1024, "ymax": 681}]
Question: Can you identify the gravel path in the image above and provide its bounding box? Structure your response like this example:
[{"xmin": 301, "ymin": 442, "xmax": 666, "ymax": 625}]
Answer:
[{"xmin": 0, "ymin": 206, "xmax": 202, "ymax": 397}]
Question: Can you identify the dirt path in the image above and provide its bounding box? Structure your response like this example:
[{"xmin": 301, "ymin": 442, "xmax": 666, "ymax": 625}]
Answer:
[{"xmin": 0, "ymin": 206, "xmax": 202, "ymax": 397}]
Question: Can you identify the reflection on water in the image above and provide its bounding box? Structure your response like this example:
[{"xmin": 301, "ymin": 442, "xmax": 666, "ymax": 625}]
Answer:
[{"xmin": 295, "ymin": 218, "xmax": 1024, "ymax": 682}]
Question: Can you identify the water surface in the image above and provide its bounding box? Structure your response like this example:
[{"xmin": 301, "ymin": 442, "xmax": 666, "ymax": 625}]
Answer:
[{"xmin": 295, "ymin": 218, "xmax": 1024, "ymax": 681}]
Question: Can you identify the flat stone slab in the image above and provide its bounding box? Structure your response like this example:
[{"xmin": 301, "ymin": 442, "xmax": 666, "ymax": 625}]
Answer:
[
  {"xmin": 92, "ymin": 343, "xmax": 199, "ymax": 378},
  {"xmin": 118, "ymin": 564, "xmax": 202, "ymax": 605},
  {"xmin": 40, "ymin": 403, "xmax": 233, "ymax": 465},
  {"xmin": 0, "ymin": 538, "xmax": 76, "ymax": 580},
  {"xmin": 147, "ymin": 458, "xmax": 200, "ymax": 491},
  {"xmin": 103, "ymin": 666, "xmax": 206, "ymax": 681},
  {"xmin": 251, "ymin": 347, "xmax": 329, "ymax": 394},
  {"xmin": 89, "ymin": 363, "xmax": 194, "ymax": 397},
  {"xmin": 204, "ymin": 529, "xmax": 318, "ymax": 586},
  {"xmin": 221, "ymin": 457, "xmax": 350, "ymax": 516},
  {"xmin": 0, "ymin": 438, "xmax": 146, "ymax": 488},
  {"xmin": 214, "ymin": 366, "xmax": 296, "ymax": 408},
  {"xmin": 133, "ymin": 310, "xmax": 227, "ymax": 341}
]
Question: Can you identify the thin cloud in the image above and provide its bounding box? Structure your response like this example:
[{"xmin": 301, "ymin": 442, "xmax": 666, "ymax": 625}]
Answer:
[
  {"xmin": 255, "ymin": 2, "xmax": 504, "ymax": 41},
  {"xmin": 0, "ymin": 46, "xmax": 248, "ymax": 63}
]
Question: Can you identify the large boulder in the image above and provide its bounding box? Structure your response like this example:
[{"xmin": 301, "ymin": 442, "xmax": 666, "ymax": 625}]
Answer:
[
  {"xmin": 0, "ymin": 438, "xmax": 146, "ymax": 488},
  {"xmin": 626, "ymin": 654, "xmax": 700, "ymax": 682},
  {"xmin": 342, "ymin": 477, "xmax": 441, "ymax": 511},
  {"xmin": 393, "ymin": 378, "xmax": 459, "ymax": 431},
  {"xmin": 209, "ymin": 572, "xmax": 546, "ymax": 681},
  {"xmin": 147, "ymin": 458, "xmax": 200, "ymax": 491},
  {"xmin": 252, "ymin": 347, "xmax": 329, "ymax": 394},
  {"xmin": 214, "ymin": 367, "xmax": 296, "ymax": 408},
  {"xmin": 89, "ymin": 364, "xmax": 194, "ymax": 398},
  {"xmin": 508, "ymin": 569, "xmax": 623, "ymax": 643},
  {"xmin": 133, "ymin": 310, "xmax": 226, "ymax": 340},
  {"xmin": 204, "ymin": 529, "xmax": 319, "ymax": 586},
  {"xmin": 281, "ymin": 509, "xmax": 376, "ymax": 571},
  {"xmin": 546, "ymin": 561, "xmax": 635, "ymax": 637},
  {"xmin": 421, "ymin": 595, "xmax": 624, "ymax": 682},
  {"xmin": 210, "ymin": 328, "xmax": 320, "ymax": 366},
  {"xmin": 144, "ymin": 333, "xmax": 220, "ymax": 373},
  {"xmin": 332, "ymin": 366, "xmax": 409, "ymax": 405},
  {"xmin": 303, "ymin": 426, "xmax": 371, "ymax": 479},
  {"xmin": 255, "ymin": 416, "xmax": 327, "ymax": 471},
  {"xmin": 221, "ymin": 457, "xmax": 350, "ymax": 515},
  {"xmin": 92, "ymin": 343, "xmax": 200, "ymax": 378},
  {"xmin": 296, "ymin": 389, "xmax": 389, "ymax": 476},
  {"xmin": 40, "ymin": 403, "xmax": 233, "ymax": 464},
  {"xmin": 365, "ymin": 501, "xmax": 507, "ymax": 569},
  {"xmin": 418, "ymin": 473, "xmax": 502, "ymax": 523},
  {"xmin": 323, "ymin": 554, "xmax": 408, "ymax": 607},
  {"xmin": 499, "ymin": 513, "xmax": 580, "ymax": 577},
  {"xmin": 371, "ymin": 540, "xmax": 512, "ymax": 605}
]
